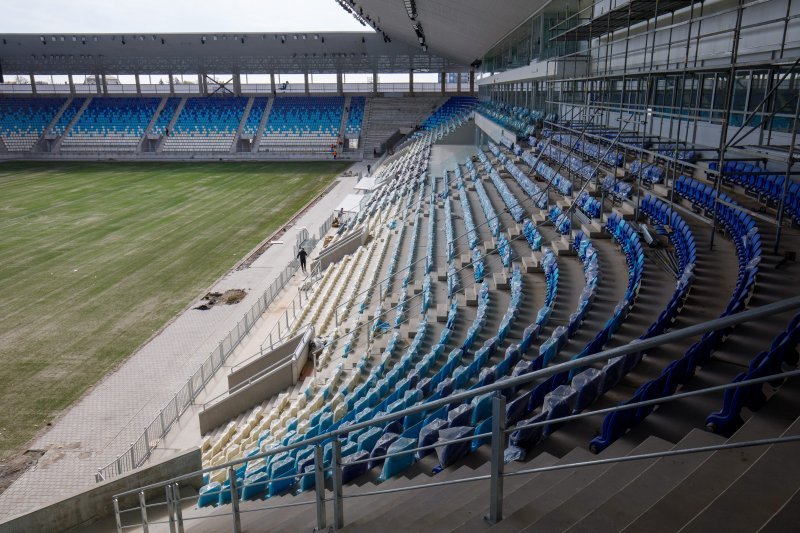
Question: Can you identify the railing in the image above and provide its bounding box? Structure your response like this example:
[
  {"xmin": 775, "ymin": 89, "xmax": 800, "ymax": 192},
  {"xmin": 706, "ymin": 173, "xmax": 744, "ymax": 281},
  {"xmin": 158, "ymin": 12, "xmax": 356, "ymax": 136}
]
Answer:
[
  {"xmin": 112, "ymin": 295, "xmax": 800, "ymax": 531},
  {"xmin": 93, "ymin": 222, "xmax": 339, "ymax": 483}
]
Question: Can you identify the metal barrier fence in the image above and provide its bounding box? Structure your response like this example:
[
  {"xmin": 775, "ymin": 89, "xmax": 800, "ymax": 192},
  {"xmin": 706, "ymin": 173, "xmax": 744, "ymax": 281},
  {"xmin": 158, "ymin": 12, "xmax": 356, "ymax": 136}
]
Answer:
[
  {"xmin": 95, "ymin": 216, "xmax": 336, "ymax": 483},
  {"xmin": 111, "ymin": 295, "xmax": 800, "ymax": 530}
]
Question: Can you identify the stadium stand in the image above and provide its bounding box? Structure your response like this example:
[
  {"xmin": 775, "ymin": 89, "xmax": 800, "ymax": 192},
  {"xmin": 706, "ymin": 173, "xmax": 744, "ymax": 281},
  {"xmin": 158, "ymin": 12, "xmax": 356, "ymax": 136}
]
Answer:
[
  {"xmin": 162, "ymin": 97, "xmax": 249, "ymax": 152},
  {"xmin": 0, "ymin": 97, "xmax": 65, "ymax": 151},
  {"xmin": 60, "ymin": 97, "xmax": 161, "ymax": 152},
  {"xmin": 259, "ymin": 96, "xmax": 344, "ymax": 153}
]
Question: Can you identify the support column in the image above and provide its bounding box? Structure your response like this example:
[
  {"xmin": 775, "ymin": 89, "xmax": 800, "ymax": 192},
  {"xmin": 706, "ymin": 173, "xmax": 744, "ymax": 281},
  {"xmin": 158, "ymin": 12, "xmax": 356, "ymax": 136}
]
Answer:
[
  {"xmin": 270, "ymin": 72, "xmax": 276, "ymax": 96},
  {"xmin": 304, "ymin": 72, "xmax": 309, "ymax": 94},
  {"xmin": 197, "ymin": 74, "xmax": 203, "ymax": 95},
  {"xmin": 29, "ymin": 72, "xmax": 37, "ymax": 95},
  {"xmin": 101, "ymin": 74, "xmax": 108, "ymax": 95},
  {"xmin": 168, "ymin": 74, "xmax": 174, "ymax": 95},
  {"xmin": 409, "ymin": 69, "xmax": 414, "ymax": 94},
  {"xmin": 95, "ymin": 73, "xmax": 102, "ymax": 94},
  {"xmin": 457, "ymin": 72, "xmax": 462, "ymax": 94},
  {"xmin": 372, "ymin": 70, "xmax": 378, "ymax": 94},
  {"xmin": 441, "ymin": 71, "xmax": 446, "ymax": 95},
  {"xmin": 336, "ymin": 72, "xmax": 343, "ymax": 95},
  {"xmin": 135, "ymin": 74, "xmax": 141, "ymax": 95},
  {"xmin": 233, "ymin": 73, "xmax": 241, "ymax": 96},
  {"xmin": 68, "ymin": 74, "xmax": 75, "ymax": 95},
  {"xmin": 470, "ymin": 70, "xmax": 475, "ymax": 94}
]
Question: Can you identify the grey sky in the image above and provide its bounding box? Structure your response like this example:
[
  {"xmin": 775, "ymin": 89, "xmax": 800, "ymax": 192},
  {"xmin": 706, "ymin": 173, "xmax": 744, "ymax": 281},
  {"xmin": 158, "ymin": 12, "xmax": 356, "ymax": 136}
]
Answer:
[{"xmin": 0, "ymin": 0, "xmax": 367, "ymax": 33}]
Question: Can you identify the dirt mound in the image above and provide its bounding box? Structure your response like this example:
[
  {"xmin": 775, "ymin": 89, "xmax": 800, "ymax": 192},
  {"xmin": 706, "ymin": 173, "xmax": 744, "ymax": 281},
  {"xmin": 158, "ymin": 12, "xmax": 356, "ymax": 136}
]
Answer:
[{"xmin": 194, "ymin": 289, "xmax": 247, "ymax": 310}]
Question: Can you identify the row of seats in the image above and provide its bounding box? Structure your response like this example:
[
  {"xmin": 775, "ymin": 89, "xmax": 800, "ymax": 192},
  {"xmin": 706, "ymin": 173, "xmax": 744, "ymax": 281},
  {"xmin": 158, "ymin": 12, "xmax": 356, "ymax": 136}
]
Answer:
[
  {"xmin": 62, "ymin": 97, "xmax": 161, "ymax": 152},
  {"xmin": 545, "ymin": 131, "xmax": 624, "ymax": 168},
  {"xmin": 504, "ymin": 155, "xmax": 549, "ymax": 210},
  {"xmin": 259, "ymin": 97, "xmax": 344, "ymax": 152},
  {"xmin": 476, "ymin": 101, "xmax": 556, "ymax": 138},
  {"xmin": 709, "ymin": 160, "xmax": 799, "ymax": 224},
  {"xmin": 576, "ymin": 191, "xmax": 602, "ymax": 219},
  {"xmin": 536, "ymin": 140, "xmax": 598, "ymax": 181},
  {"xmin": 591, "ymin": 180, "xmax": 756, "ymax": 451},
  {"xmin": 455, "ymin": 166, "xmax": 480, "ymax": 250},
  {"xmin": 601, "ymin": 174, "xmax": 633, "ymax": 201},
  {"xmin": 150, "ymin": 97, "xmax": 180, "ymax": 136},
  {"xmin": 419, "ymin": 96, "xmax": 477, "ymax": 131},
  {"xmin": 163, "ymin": 97, "xmax": 248, "ymax": 152},
  {"xmin": 656, "ymin": 144, "xmax": 698, "ymax": 163},
  {"xmin": 0, "ymin": 97, "xmax": 66, "ymax": 151},
  {"xmin": 471, "ymin": 162, "xmax": 502, "ymax": 239},
  {"xmin": 478, "ymin": 150, "xmax": 525, "ymax": 223},
  {"xmin": 345, "ymin": 96, "xmax": 365, "ymax": 137},
  {"xmin": 242, "ymin": 97, "xmax": 269, "ymax": 137},
  {"xmin": 521, "ymin": 149, "xmax": 573, "ymax": 196},
  {"xmin": 629, "ymin": 159, "xmax": 665, "ymax": 184}
]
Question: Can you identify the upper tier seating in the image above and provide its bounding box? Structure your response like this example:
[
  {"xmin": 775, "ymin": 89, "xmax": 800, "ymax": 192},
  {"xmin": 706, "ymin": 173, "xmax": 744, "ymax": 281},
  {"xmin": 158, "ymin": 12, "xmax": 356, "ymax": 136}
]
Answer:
[
  {"xmin": 476, "ymin": 101, "xmax": 556, "ymax": 138},
  {"xmin": 0, "ymin": 97, "xmax": 65, "ymax": 151},
  {"xmin": 259, "ymin": 96, "xmax": 344, "ymax": 153},
  {"xmin": 420, "ymin": 96, "xmax": 477, "ymax": 131},
  {"xmin": 345, "ymin": 96, "xmax": 365, "ymax": 137},
  {"xmin": 61, "ymin": 97, "xmax": 160, "ymax": 152},
  {"xmin": 162, "ymin": 97, "xmax": 248, "ymax": 152},
  {"xmin": 709, "ymin": 160, "xmax": 800, "ymax": 224}
]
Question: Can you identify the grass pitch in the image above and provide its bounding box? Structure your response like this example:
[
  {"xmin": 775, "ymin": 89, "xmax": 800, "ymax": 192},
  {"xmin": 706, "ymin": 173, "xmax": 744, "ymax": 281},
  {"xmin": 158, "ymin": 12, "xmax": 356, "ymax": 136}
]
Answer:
[{"xmin": 0, "ymin": 161, "xmax": 348, "ymax": 460}]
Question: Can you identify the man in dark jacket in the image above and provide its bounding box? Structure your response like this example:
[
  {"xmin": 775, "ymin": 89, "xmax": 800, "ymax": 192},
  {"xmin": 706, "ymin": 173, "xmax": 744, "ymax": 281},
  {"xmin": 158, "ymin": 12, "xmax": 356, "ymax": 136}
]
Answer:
[{"xmin": 297, "ymin": 248, "xmax": 308, "ymax": 273}]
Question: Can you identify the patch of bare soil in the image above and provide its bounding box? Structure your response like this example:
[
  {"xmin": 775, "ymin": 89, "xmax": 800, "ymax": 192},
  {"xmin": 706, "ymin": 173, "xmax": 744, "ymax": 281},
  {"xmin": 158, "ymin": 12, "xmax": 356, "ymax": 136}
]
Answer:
[
  {"xmin": 194, "ymin": 289, "xmax": 247, "ymax": 310},
  {"xmin": 0, "ymin": 450, "xmax": 44, "ymax": 496}
]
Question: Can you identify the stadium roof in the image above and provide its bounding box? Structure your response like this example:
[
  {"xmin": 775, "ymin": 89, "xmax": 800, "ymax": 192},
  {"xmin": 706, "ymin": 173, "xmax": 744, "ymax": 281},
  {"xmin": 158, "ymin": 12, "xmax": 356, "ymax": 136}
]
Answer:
[
  {"xmin": 0, "ymin": 31, "xmax": 465, "ymax": 75},
  {"xmin": 340, "ymin": 0, "xmax": 547, "ymax": 65}
]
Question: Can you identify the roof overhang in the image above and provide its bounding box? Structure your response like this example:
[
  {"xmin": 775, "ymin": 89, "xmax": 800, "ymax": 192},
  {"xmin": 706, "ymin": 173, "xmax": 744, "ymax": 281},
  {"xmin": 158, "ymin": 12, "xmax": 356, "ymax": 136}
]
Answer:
[{"xmin": 0, "ymin": 31, "xmax": 467, "ymax": 75}]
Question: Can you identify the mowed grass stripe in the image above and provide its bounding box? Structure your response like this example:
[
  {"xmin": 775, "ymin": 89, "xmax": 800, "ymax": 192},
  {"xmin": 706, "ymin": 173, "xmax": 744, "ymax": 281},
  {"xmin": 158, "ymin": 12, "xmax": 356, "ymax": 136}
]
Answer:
[{"xmin": 0, "ymin": 161, "xmax": 348, "ymax": 459}]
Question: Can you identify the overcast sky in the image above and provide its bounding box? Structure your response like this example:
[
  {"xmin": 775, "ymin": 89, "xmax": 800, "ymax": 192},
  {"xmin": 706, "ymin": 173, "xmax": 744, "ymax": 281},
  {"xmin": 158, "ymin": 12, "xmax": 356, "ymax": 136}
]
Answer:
[{"xmin": 0, "ymin": 0, "xmax": 368, "ymax": 33}]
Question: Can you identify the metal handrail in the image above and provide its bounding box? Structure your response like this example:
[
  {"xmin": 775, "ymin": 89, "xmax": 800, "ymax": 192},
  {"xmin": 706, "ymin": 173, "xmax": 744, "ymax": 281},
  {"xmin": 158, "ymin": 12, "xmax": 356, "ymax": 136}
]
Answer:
[
  {"xmin": 114, "ymin": 364, "xmax": 800, "ymax": 531},
  {"xmin": 112, "ymin": 294, "xmax": 800, "ymax": 499}
]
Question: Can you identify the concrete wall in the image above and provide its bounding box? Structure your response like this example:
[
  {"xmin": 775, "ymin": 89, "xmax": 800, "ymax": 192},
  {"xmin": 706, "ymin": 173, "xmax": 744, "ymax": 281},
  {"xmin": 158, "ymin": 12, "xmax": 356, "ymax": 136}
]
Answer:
[
  {"xmin": 314, "ymin": 225, "xmax": 366, "ymax": 270},
  {"xmin": 0, "ymin": 448, "xmax": 201, "ymax": 533},
  {"xmin": 227, "ymin": 330, "xmax": 307, "ymax": 390},
  {"xmin": 199, "ymin": 326, "xmax": 313, "ymax": 434},
  {"xmin": 475, "ymin": 113, "xmax": 518, "ymax": 146},
  {"xmin": 437, "ymin": 120, "xmax": 477, "ymax": 145}
]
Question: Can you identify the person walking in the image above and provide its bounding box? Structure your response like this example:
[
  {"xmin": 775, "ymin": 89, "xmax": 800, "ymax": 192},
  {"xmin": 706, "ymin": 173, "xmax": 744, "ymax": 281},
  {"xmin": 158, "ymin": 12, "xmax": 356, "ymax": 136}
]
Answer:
[
  {"xmin": 297, "ymin": 247, "xmax": 308, "ymax": 273},
  {"xmin": 367, "ymin": 164, "xmax": 371, "ymax": 175}
]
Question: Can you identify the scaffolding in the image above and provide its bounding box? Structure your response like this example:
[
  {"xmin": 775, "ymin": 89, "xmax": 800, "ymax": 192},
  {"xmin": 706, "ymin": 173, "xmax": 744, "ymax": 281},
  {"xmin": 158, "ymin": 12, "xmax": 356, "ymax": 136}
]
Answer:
[{"xmin": 478, "ymin": 0, "xmax": 800, "ymax": 253}]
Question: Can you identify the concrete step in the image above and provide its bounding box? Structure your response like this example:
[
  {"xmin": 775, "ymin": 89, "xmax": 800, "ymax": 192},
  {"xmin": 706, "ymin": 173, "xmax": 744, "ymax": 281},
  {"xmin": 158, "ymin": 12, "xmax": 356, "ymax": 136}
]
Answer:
[
  {"xmin": 622, "ymin": 380, "xmax": 800, "ymax": 533},
  {"xmin": 552, "ymin": 238, "xmax": 576, "ymax": 257},
  {"xmin": 679, "ymin": 416, "xmax": 800, "ymax": 533},
  {"xmin": 613, "ymin": 203, "xmax": 636, "ymax": 221},
  {"xmin": 582, "ymin": 220, "xmax": 609, "ymax": 239},
  {"xmin": 518, "ymin": 436, "xmax": 674, "ymax": 532},
  {"xmin": 757, "ymin": 485, "xmax": 800, "ymax": 533},
  {"xmin": 568, "ymin": 429, "xmax": 725, "ymax": 533},
  {"xmin": 439, "ymin": 448, "xmax": 580, "ymax": 531}
]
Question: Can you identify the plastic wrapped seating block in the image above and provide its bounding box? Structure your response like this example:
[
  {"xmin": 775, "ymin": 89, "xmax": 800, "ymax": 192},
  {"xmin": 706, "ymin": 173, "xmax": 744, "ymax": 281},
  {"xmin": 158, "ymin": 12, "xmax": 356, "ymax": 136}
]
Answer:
[
  {"xmin": 342, "ymin": 450, "xmax": 371, "ymax": 483},
  {"xmin": 297, "ymin": 463, "xmax": 316, "ymax": 492},
  {"xmin": 218, "ymin": 476, "xmax": 242, "ymax": 505},
  {"xmin": 417, "ymin": 418, "xmax": 449, "ymax": 459},
  {"xmin": 435, "ymin": 426, "xmax": 476, "ymax": 468},
  {"xmin": 198, "ymin": 482, "xmax": 222, "ymax": 508},
  {"xmin": 506, "ymin": 391, "xmax": 533, "ymax": 425},
  {"xmin": 472, "ymin": 416, "xmax": 493, "ymax": 451},
  {"xmin": 379, "ymin": 437, "xmax": 417, "ymax": 481}
]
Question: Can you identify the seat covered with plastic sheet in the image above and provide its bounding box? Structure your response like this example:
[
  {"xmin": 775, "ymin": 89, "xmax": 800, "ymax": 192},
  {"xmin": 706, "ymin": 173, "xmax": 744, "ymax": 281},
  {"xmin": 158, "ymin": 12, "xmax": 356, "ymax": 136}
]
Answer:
[
  {"xmin": 572, "ymin": 367, "xmax": 603, "ymax": 413},
  {"xmin": 418, "ymin": 418, "xmax": 449, "ymax": 459},
  {"xmin": 342, "ymin": 450, "xmax": 371, "ymax": 483},
  {"xmin": 198, "ymin": 482, "xmax": 222, "ymax": 507},
  {"xmin": 369, "ymin": 431, "xmax": 401, "ymax": 469},
  {"xmin": 379, "ymin": 437, "xmax": 417, "ymax": 480},
  {"xmin": 435, "ymin": 426, "xmax": 475, "ymax": 468}
]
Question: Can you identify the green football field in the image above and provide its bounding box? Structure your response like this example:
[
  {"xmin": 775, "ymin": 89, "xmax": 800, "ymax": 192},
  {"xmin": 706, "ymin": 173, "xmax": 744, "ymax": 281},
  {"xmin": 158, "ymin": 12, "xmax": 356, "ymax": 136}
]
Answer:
[{"xmin": 0, "ymin": 161, "xmax": 349, "ymax": 460}]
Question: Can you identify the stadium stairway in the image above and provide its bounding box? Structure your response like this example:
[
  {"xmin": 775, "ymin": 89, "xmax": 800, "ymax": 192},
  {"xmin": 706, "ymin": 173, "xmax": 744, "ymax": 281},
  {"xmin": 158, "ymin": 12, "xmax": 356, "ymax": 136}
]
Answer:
[
  {"xmin": 230, "ymin": 96, "xmax": 255, "ymax": 153},
  {"xmin": 51, "ymin": 96, "xmax": 91, "ymax": 151},
  {"xmin": 35, "ymin": 97, "xmax": 72, "ymax": 152},
  {"xmin": 362, "ymin": 96, "xmax": 445, "ymax": 156},
  {"xmin": 156, "ymin": 97, "xmax": 187, "ymax": 153},
  {"xmin": 137, "ymin": 97, "xmax": 168, "ymax": 152}
]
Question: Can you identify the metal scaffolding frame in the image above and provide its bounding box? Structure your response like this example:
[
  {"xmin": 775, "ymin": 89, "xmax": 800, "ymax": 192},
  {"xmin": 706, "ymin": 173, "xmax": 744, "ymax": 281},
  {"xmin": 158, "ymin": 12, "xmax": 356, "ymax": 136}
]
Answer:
[{"xmin": 479, "ymin": 0, "xmax": 800, "ymax": 252}]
